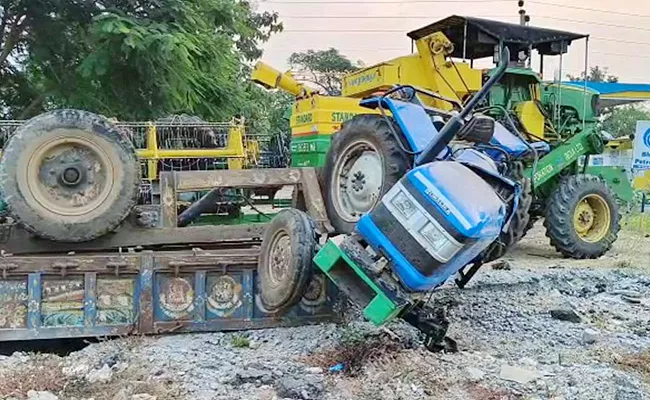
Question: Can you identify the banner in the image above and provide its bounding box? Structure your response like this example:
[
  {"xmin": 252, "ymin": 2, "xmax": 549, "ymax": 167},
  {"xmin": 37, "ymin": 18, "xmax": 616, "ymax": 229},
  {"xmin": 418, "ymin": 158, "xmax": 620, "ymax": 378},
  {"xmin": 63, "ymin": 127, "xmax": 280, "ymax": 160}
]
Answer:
[{"xmin": 633, "ymin": 121, "xmax": 650, "ymax": 171}]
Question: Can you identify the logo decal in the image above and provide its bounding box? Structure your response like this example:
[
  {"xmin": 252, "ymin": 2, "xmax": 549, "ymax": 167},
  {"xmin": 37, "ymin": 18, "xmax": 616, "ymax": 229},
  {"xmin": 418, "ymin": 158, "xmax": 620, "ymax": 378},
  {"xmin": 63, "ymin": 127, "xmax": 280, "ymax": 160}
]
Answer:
[{"xmin": 206, "ymin": 275, "xmax": 243, "ymax": 317}]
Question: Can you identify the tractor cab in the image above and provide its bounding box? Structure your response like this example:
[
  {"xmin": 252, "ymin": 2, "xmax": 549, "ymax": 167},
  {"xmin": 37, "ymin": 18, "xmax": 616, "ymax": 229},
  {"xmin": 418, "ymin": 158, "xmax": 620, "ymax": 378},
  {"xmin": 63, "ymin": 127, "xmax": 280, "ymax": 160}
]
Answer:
[{"xmin": 408, "ymin": 15, "xmax": 590, "ymax": 142}]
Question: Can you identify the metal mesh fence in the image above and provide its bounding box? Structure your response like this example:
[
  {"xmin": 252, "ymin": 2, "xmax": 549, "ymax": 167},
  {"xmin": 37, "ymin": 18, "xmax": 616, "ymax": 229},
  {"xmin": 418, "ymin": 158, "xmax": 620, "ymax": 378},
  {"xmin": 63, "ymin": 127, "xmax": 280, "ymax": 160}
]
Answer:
[{"xmin": 0, "ymin": 119, "xmax": 290, "ymax": 170}]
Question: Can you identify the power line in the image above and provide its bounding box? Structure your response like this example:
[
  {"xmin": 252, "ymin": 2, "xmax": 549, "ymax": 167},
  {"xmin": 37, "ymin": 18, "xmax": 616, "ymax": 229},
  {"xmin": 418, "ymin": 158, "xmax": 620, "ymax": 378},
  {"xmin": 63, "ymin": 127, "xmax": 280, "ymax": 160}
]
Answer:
[
  {"xmin": 593, "ymin": 37, "xmax": 650, "ymax": 47},
  {"xmin": 280, "ymin": 14, "xmax": 516, "ymax": 19},
  {"xmin": 593, "ymin": 51, "xmax": 650, "ymax": 60},
  {"xmin": 263, "ymin": 0, "xmax": 510, "ymax": 3},
  {"xmin": 277, "ymin": 14, "xmax": 650, "ymax": 33},
  {"xmin": 536, "ymin": 16, "xmax": 650, "ymax": 33},
  {"xmin": 530, "ymin": 1, "xmax": 650, "ymax": 18},
  {"xmin": 276, "ymin": 13, "xmax": 650, "ymax": 34},
  {"xmin": 284, "ymin": 29, "xmax": 406, "ymax": 32}
]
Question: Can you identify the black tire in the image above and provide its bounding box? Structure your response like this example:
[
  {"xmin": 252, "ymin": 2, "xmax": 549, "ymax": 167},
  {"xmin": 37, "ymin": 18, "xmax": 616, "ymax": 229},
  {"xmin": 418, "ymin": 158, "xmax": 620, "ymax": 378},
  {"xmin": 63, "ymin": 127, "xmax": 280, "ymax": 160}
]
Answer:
[
  {"xmin": 0, "ymin": 109, "xmax": 140, "ymax": 242},
  {"xmin": 323, "ymin": 115, "xmax": 410, "ymax": 233},
  {"xmin": 258, "ymin": 209, "xmax": 317, "ymax": 315},
  {"xmin": 544, "ymin": 174, "xmax": 621, "ymax": 259},
  {"xmin": 483, "ymin": 174, "xmax": 533, "ymax": 262}
]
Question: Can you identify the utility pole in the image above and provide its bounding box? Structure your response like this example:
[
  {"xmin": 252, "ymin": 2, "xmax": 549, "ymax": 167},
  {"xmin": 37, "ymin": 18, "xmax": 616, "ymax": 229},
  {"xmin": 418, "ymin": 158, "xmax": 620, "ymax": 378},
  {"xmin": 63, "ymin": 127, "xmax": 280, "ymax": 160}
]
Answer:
[{"xmin": 519, "ymin": 1, "xmax": 533, "ymax": 68}]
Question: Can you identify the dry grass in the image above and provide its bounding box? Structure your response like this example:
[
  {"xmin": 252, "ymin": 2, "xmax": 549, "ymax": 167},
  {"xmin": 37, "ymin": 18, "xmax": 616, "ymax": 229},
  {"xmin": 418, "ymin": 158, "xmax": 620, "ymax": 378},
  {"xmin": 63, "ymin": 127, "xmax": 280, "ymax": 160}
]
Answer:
[
  {"xmin": 614, "ymin": 350, "xmax": 650, "ymax": 383},
  {"xmin": 464, "ymin": 383, "xmax": 523, "ymax": 400},
  {"xmin": 0, "ymin": 356, "xmax": 66, "ymax": 397},
  {"xmin": 0, "ymin": 354, "xmax": 182, "ymax": 400},
  {"xmin": 304, "ymin": 329, "xmax": 406, "ymax": 375}
]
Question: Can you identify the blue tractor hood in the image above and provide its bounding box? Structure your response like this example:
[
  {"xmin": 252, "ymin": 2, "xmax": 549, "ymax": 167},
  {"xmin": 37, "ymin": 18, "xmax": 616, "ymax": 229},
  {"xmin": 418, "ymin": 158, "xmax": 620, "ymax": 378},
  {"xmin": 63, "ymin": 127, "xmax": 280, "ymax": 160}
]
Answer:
[{"xmin": 406, "ymin": 161, "xmax": 506, "ymax": 239}]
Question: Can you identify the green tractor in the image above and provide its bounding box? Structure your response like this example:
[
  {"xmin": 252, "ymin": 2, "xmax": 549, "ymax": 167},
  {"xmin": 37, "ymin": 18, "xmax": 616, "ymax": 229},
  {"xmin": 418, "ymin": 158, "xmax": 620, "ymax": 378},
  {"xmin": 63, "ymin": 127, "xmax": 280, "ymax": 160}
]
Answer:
[
  {"xmin": 331, "ymin": 17, "xmax": 629, "ymax": 259},
  {"xmin": 256, "ymin": 16, "xmax": 633, "ymax": 260}
]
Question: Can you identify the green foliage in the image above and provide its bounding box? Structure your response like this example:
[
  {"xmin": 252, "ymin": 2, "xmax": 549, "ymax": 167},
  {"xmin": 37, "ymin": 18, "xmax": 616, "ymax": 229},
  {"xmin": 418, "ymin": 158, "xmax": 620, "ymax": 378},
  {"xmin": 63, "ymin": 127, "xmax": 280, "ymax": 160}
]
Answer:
[
  {"xmin": 288, "ymin": 48, "xmax": 359, "ymax": 95},
  {"xmin": 567, "ymin": 66, "xmax": 618, "ymax": 83},
  {"xmin": 600, "ymin": 105, "xmax": 650, "ymax": 138},
  {"xmin": 230, "ymin": 334, "xmax": 250, "ymax": 348},
  {"xmin": 0, "ymin": 0, "xmax": 282, "ymax": 123}
]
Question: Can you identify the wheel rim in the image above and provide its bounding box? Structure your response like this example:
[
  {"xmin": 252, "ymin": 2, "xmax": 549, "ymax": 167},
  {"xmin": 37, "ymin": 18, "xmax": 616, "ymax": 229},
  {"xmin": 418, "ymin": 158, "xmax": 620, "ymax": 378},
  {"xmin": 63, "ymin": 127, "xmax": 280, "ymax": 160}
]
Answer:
[
  {"xmin": 573, "ymin": 194, "xmax": 611, "ymax": 243},
  {"xmin": 268, "ymin": 229, "xmax": 292, "ymax": 289},
  {"xmin": 332, "ymin": 140, "xmax": 384, "ymax": 223},
  {"xmin": 23, "ymin": 134, "xmax": 115, "ymax": 217}
]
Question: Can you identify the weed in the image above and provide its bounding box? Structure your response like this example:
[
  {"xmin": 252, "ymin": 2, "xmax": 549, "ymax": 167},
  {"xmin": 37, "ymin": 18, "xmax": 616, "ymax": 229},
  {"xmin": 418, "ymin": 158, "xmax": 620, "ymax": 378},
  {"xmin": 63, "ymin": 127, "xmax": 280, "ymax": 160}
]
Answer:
[
  {"xmin": 306, "ymin": 327, "xmax": 405, "ymax": 375},
  {"xmin": 230, "ymin": 335, "xmax": 251, "ymax": 348}
]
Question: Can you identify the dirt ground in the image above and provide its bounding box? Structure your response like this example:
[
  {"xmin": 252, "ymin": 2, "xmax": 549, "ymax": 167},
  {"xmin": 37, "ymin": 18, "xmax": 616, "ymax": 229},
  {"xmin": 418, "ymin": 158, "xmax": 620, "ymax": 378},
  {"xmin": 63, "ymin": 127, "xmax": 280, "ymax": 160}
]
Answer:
[{"xmin": 1, "ymin": 221, "xmax": 649, "ymax": 400}]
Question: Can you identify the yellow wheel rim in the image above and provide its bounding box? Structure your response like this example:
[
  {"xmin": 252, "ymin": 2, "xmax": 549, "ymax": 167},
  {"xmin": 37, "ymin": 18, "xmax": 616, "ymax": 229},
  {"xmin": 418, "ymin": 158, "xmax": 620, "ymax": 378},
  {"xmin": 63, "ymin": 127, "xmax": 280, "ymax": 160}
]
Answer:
[{"xmin": 573, "ymin": 194, "xmax": 611, "ymax": 243}]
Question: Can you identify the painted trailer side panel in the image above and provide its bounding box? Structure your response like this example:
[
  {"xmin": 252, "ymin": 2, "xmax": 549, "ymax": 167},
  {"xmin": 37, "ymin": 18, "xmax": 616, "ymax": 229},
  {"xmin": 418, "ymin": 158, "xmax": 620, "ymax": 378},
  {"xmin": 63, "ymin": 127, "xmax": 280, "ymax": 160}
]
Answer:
[{"xmin": 0, "ymin": 250, "xmax": 336, "ymax": 341}]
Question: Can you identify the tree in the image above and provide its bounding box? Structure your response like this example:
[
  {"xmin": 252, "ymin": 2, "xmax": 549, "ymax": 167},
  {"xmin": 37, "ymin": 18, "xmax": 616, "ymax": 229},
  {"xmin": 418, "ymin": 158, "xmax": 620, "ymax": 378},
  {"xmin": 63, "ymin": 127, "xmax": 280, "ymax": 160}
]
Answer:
[
  {"xmin": 567, "ymin": 66, "xmax": 618, "ymax": 83},
  {"xmin": 600, "ymin": 105, "xmax": 650, "ymax": 138},
  {"xmin": 0, "ymin": 1, "xmax": 282, "ymax": 120},
  {"xmin": 288, "ymin": 48, "xmax": 359, "ymax": 95}
]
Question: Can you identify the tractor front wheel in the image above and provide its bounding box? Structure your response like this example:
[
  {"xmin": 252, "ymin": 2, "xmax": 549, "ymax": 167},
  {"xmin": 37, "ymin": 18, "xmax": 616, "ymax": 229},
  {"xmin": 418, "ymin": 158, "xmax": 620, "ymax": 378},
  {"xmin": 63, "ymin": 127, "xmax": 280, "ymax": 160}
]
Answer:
[
  {"xmin": 544, "ymin": 174, "xmax": 620, "ymax": 259},
  {"xmin": 258, "ymin": 209, "xmax": 316, "ymax": 315},
  {"xmin": 323, "ymin": 115, "xmax": 409, "ymax": 233}
]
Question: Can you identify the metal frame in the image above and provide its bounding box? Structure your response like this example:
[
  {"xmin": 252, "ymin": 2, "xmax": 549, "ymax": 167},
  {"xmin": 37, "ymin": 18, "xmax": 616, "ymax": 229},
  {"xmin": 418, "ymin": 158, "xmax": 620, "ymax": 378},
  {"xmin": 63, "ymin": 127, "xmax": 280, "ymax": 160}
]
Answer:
[
  {"xmin": 0, "ymin": 167, "xmax": 335, "ymax": 341},
  {"xmin": 1, "ymin": 168, "xmax": 331, "ymax": 255},
  {"xmin": 0, "ymin": 248, "xmax": 336, "ymax": 341}
]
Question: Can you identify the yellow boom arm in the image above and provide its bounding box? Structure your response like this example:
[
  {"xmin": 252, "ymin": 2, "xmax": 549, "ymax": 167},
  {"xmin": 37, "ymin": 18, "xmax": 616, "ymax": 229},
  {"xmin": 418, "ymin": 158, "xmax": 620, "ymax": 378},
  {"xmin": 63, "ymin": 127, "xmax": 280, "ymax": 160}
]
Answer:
[{"xmin": 251, "ymin": 62, "xmax": 315, "ymax": 98}]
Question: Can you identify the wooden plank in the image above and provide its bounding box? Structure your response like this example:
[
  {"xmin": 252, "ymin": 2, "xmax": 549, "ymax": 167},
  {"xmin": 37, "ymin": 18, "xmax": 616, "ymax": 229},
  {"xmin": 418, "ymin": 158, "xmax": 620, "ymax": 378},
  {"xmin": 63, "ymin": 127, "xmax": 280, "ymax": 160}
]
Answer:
[
  {"xmin": 300, "ymin": 168, "xmax": 334, "ymax": 233},
  {"xmin": 0, "ymin": 325, "xmax": 135, "ymax": 341},
  {"xmin": 0, "ymin": 224, "xmax": 267, "ymax": 255},
  {"xmin": 175, "ymin": 168, "xmax": 303, "ymax": 192},
  {"xmin": 159, "ymin": 172, "xmax": 177, "ymax": 228},
  {"xmin": 0, "ymin": 254, "xmax": 140, "ymax": 276},
  {"xmin": 153, "ymin": 315, "xmax": 335, "ymax": 334},
  {"xmin": 137, "ymin": 252, "xmax": 154, "ymax": 334},
  {"xmin": 84, "ymin": 272, "xmax": 97, "ymax": 327},
  {"xmin": 26, "ymin": 273, "xmax": 42, "ymax": 329}
]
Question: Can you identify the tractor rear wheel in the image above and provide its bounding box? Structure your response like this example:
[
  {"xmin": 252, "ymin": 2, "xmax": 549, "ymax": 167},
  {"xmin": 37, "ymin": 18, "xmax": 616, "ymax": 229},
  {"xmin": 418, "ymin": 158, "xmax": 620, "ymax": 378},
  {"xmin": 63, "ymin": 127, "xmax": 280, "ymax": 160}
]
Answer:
[
  {"xmin": 258, "ymin": 209, "xmax": 316, "ymax": 315},
  {"xmin": 544, "ymin": 174, "xmax": 620, "ymax": 259},
  {"xmin": 0, "ymin": 109, "xmax": 140, "ymax": 242},
  {"xmin": 323, "ymin": 115, "xmax": 410, "ymax": 233}
]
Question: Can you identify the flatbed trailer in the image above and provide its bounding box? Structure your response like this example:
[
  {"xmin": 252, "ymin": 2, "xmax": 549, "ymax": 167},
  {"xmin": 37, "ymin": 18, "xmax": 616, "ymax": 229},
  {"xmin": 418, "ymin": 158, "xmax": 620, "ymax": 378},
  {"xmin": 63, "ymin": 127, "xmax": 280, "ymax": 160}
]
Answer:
[{"xmin": 0, "ymin": 168, "xmax": 338, "ymax": 341}]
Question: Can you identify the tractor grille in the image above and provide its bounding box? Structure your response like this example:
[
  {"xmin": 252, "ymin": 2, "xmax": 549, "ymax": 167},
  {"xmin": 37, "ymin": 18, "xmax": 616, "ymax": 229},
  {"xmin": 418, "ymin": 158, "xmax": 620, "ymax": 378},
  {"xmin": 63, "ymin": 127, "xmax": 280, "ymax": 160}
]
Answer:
[{"xmin": 370, "ymin": 204, "xmax": 444, "ymax": 276}]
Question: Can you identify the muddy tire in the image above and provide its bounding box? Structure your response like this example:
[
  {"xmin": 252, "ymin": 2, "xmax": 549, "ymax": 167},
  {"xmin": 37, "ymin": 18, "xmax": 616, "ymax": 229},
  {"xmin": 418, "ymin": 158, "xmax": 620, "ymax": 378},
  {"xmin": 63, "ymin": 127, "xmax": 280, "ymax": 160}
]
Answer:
[
  {"xmin": 258, "ymin": 209, "xmax": 317, "ymax": 315},
  {"xmin": 324, "ymin": 115, "xmax": 410, "ymax": 233},
  {"xmin": 544, "ymin": 174, "xmax": 621, "ymax": 259},
  {"xmin": 483, "ymin": 173, "xmax": 533, "ymax": 263},
  {"xmin": 0, "ymin": 109, "xmax": 140, "ymax": 242}
]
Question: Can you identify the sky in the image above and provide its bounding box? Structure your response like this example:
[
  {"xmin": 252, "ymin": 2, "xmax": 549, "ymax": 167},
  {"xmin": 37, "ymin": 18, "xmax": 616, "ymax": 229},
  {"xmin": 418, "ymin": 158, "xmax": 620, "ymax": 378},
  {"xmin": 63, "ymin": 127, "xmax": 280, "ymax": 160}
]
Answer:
[{"xmin": 254, "ymin": 0, "xmax": 650, "ymax": 84}]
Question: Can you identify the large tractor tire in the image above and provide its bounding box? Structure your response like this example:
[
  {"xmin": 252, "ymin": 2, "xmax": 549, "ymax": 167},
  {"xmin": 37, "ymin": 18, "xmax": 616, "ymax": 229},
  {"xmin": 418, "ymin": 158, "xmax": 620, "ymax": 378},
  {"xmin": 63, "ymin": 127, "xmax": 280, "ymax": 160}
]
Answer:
[
  {"xmin": 323, "ymin": 115, "xmax": 409, "ymax": 233},
  {"xmin": 258, "ymin": 209, "xmax": 317, "ymax": 315},
  {"xmin": 483, "ymin": 174, "xmax": 533, "ymax": 263},
  {"xmin": 0, "ymin": 110, "xmax": 140, "ymax": 242},
  {"xmin": 544, "ymin": 174, "xmax": 621, "ymax": 259}
]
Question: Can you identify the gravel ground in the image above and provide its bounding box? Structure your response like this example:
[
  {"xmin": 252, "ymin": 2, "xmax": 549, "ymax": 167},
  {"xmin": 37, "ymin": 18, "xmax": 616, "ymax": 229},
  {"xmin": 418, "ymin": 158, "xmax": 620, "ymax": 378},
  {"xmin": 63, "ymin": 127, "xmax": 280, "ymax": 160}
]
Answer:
[{"xmin": 1, "ymin": 224, "xmax": 649, "ymax": 400}]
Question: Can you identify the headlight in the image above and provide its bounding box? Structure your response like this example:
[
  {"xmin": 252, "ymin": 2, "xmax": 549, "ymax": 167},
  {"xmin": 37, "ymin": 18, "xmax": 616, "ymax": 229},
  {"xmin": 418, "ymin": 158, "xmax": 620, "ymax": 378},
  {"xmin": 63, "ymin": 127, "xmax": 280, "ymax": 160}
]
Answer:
[
  {"xmin": 419, "ymin": 222, "xmax": 448, "ymax": 250},
  {"xmin": 391, "ymin": 191, "xmax": 417, "ymax": 219},
  {"xmin": 419, "ymin": 222, "xmax": 462, "ymax": 261}
]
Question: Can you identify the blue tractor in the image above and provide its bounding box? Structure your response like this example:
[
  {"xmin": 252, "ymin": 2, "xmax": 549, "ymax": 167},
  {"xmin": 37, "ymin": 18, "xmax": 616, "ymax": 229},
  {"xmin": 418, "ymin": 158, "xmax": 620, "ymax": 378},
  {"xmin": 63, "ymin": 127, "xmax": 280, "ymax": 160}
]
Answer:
[{"xmin": 257, "ymin": 48, "xmax": 540, "ymax": 348}]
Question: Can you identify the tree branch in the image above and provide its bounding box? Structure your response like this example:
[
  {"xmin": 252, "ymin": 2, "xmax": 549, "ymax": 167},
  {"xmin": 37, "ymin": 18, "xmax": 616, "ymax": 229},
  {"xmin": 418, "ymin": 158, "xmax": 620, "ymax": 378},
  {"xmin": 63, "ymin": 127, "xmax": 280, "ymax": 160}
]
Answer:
[
  {"xmin": 0, "ymin": 14, "xmax": 25, "ymax": 67},
  {"xmin": 18, "ymin": 94, "xmax": 45, "ymax": 120}
]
